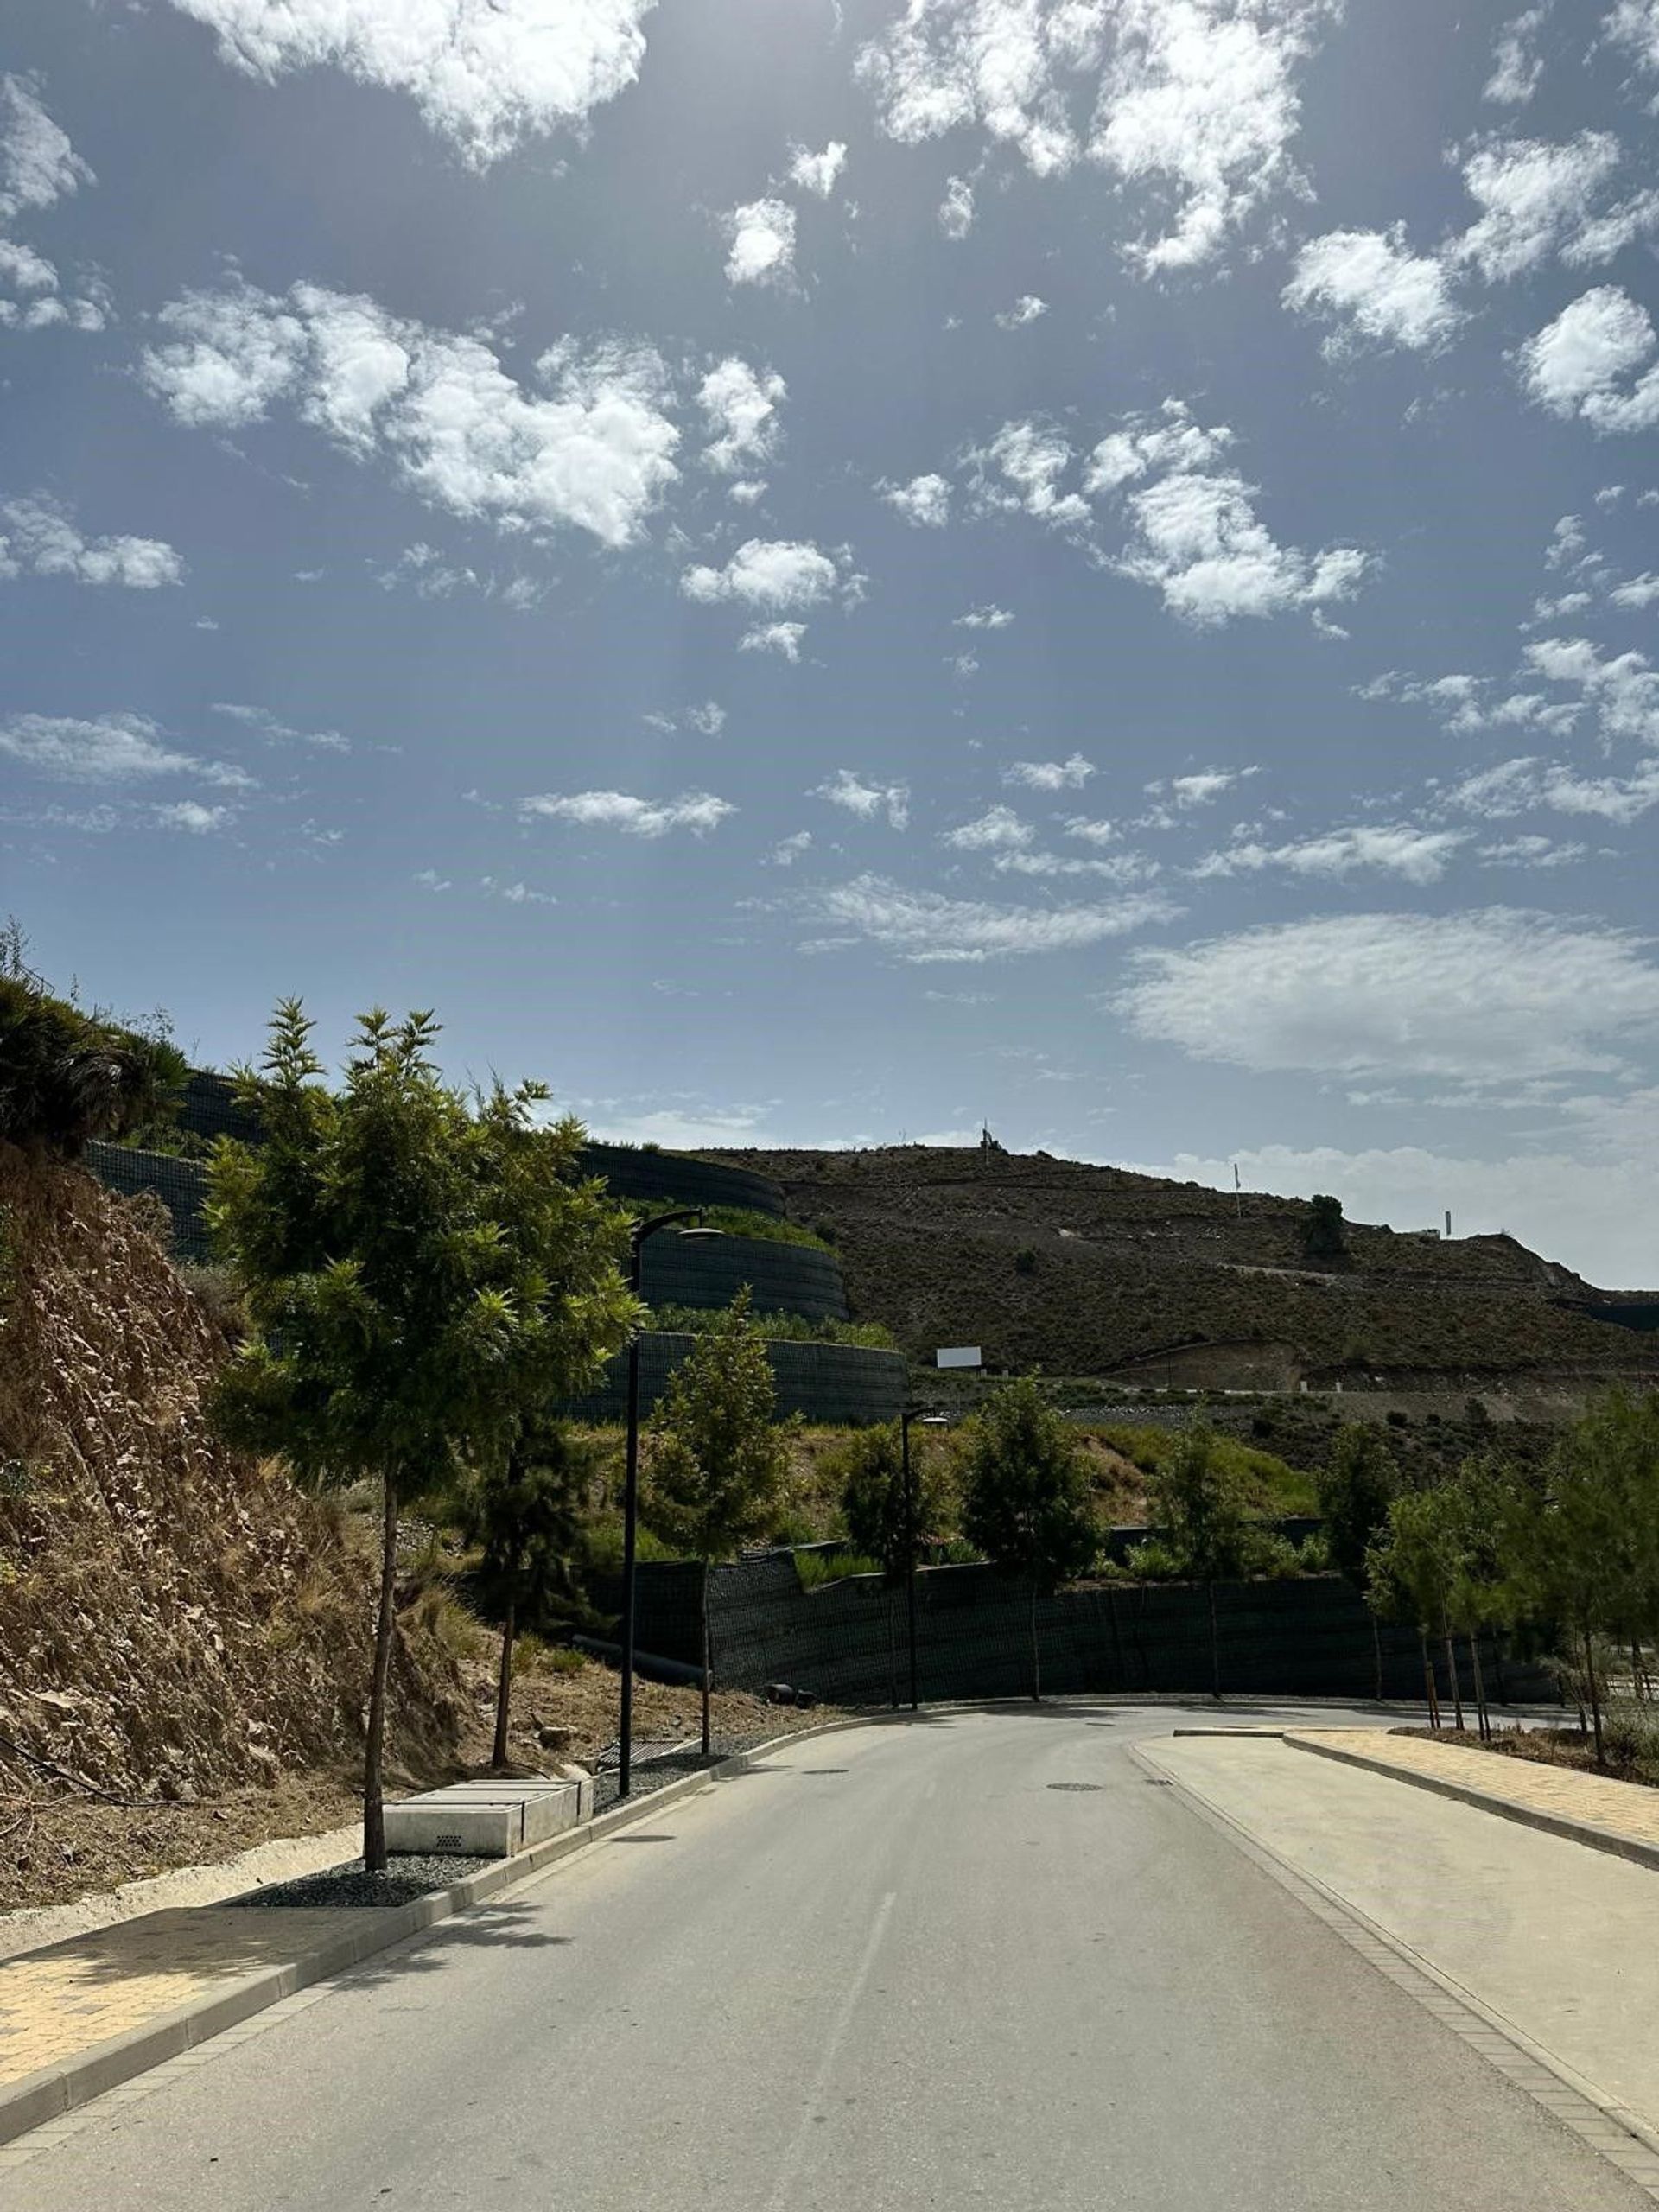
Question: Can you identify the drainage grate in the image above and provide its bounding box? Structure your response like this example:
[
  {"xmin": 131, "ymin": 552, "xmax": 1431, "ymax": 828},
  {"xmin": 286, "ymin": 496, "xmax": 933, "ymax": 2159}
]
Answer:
[{"xmin": 1046, "ymin": 1782, "xmax": 1103, "ymax": 1793}]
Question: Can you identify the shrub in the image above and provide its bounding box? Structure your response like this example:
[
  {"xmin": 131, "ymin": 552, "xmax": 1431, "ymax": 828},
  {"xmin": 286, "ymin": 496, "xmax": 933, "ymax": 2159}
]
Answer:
[
  {"xmin": 1123, "ymin": 1539, "xmax": 1182, "ymax": 1581},
  {"xmin": 1250, "ymin": 1532, "xmax": 1302, "ymax": 1580},
  {"xmin": 795, "ymin": 1547, "xmax": 882, "ymax": 1590},
  {"xmin": 1014, "ymin": 1247, "xmax": 1039, "ymax": 1275}
]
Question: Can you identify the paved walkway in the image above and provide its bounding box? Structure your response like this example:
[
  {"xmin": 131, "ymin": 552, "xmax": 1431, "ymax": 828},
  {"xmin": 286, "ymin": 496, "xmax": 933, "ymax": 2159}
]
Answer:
[
  {"xmin": 0, "ymin": 1908, "xmax": 384, "ymax": 2091},
  {"xmin": 1287, "ymin": 1726, "xmax": 1659, "ymax": 1859}
]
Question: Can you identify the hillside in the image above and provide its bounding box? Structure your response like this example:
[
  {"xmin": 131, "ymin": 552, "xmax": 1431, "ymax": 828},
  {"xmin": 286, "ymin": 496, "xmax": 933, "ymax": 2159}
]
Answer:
[{"xmin": 705, "ymin": 1145, "xmax": 1659, "ymax": 1392}]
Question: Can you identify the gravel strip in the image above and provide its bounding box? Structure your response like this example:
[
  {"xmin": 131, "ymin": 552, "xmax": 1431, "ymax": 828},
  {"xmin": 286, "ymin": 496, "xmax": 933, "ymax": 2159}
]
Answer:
[{"xmin": 227, "ymin": 1853, "xmax": 493, "ymax": 1909}]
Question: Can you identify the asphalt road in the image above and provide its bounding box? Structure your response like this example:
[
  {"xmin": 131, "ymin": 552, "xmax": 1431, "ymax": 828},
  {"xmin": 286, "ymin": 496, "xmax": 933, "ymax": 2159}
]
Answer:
[{"xmin": 7, "ymin": 1702, "xmax": 1648, "ymax": 2211}]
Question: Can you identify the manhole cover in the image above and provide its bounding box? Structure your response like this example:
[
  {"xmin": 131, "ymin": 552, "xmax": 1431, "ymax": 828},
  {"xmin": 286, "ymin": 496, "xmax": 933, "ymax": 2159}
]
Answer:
[{"xmin": 1046, "ymin": 1782, "xmax": 1103, "ymax": 1793}]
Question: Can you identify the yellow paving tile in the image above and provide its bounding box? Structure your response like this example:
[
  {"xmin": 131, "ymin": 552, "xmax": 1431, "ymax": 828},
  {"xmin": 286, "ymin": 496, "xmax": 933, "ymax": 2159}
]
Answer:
[
  {"xmin": 0, "ymin": 1908, "xmax": 387, "ymax": 2090},
  {"xmin": 1287, "ymin": 1728, "xmax": 1659, "ymax": 1854}
]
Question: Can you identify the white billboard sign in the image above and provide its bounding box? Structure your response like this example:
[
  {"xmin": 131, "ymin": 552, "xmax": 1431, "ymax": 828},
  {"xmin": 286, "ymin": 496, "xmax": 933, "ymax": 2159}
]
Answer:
[{"xmin": 936, "ymin": 1345, "xmax": 982, "ymax": 1370}]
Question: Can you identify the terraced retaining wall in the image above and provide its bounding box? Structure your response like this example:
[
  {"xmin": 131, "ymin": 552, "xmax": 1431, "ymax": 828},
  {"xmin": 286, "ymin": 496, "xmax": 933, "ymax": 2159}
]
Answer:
[{"xmin": 560, "ymin": 1332, "xmax": 906, "ymax": 1427}]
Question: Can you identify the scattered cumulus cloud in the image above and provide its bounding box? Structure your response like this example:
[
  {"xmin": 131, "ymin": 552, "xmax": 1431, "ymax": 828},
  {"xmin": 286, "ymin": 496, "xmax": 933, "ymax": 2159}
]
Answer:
[
  {"xmin": 154, "ymin": 799, "xmax": 233, "ymax": 835},
  {"xmin": 768, "ymin": 830, "xmax": 813, "ymax": 867},
  {"xmin": 0, "ymin": 78, "xmax": 107, "ymax": 331},
  {"xmin": 881, "ymin": 472, "xmax": 952, "ymax": 527},
  {"xmin": 955, "ymin": 602, "xmax": 1014, "ymax": 628},
  {"xmin": 1445, "ymin": 753, "xmax": 1659, "ymax": 825},
  {"xmin": 1454, "ymin": 133, "xmax": 1659, "ymax": 283},
  {"xmin": 724, "ymin": 197, "xmax": 796, "ymax": 287},
  {"xmin": 1192, "ymin": 822, "xmax": 1469, "ymax": 883},
  {"xmin": 938, "ymin": 173, "xmax": 976, "ymax": 237},
  {"xmin": 739, "ymin": 620, "xmax": 809, "ymax": 659},
  {"xmin": 519, "ymin": 788, "xmax": 734, "ymax": 836},
  {"xmin": 142, "ymin": 279, "xmax": 682, "ymax": 546},
  {"xmin": 1604, "ymin": 0, "xmax": 1659, "ymax": 92},
  {"xmin": 0, "ymin": 711, "xmax": 254, "ymax": 788},
  {"xmin": 1117, "ymin": 910, "xmax": 1659, "ymax": 1084},
  {"xmin": 210, "ymin": 701, "xmax": 348, "ymax": 751},
  {"xmin": 0, "ymin": 495, "xmax": 183, "ymax": 588},
  {"xmin": 698, "ymin": 358, "xmax": 785, "ymax": 475},
  {"xmin": 944, "ymin": 804, "xmax": 1033, "ymax": 849},
  {"xmin": 162, "ymin": 0, "xmax": 655, "ymax": 166},
  {"xmin": 995, "ymin": 292, "xmax": 1047, "ymax": 328},
  {"xmin": 973, "ymin": 418, "xmax": 1090, "ymax": 529},
  {"xmin": 1517, "ymin": 286, "xmax": 1659, "ymax": 431},
  {"xmin": 1283, "ymin": 226, "xmax": 1463, "ymax": 355},
  {"xmin": 789, "ymin": 141, "xmax": 847, "ymax": 196},
  {"xmin": 1004, "ymin": 753, "xmax": 1094, "ymax": 790},
  {"xmin": 682, "ymin": 537, "xmax": 856, "ymax": 610},
  {"xmin": 1485, "ymin": 7, "xmax": 1548, "ymax": 103},
  {"xmin": 804, "ymin": 872, "xmax": 1175, "ymax": 962},
  {"xmin": 813, "ymin": 769, "xmax": 911, "ymax": 829}
]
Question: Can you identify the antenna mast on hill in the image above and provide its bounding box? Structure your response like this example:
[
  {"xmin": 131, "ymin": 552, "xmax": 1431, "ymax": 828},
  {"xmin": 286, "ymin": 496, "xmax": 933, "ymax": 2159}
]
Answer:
[{"xmin": 1233, "ymin": 1162, "xmax": 1242, "ymax": 1220}]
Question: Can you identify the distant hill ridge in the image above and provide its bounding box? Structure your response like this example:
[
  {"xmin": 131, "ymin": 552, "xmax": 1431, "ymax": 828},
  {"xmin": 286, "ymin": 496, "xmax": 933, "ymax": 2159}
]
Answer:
[{"xmin": 703, "ymin": 1144, "xmax": 1659, "ymax": 1390}]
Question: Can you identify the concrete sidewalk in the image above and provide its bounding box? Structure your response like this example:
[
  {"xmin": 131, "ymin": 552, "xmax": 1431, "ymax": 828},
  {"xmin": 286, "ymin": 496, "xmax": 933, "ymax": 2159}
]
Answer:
[{"xmin": 1142, "ymin": 1732, "xmax": 1659, "ymax": 2164}]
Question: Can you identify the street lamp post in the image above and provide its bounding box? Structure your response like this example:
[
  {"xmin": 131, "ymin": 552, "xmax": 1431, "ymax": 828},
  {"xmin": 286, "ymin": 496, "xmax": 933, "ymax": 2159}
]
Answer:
[
  {"xmin": 899, "ymin": 1408, "xmax": 948, "ymax": 1713},
  {"xmin": 618, "ymin": 1210, "xmax": 724, "ymax": 1799}
]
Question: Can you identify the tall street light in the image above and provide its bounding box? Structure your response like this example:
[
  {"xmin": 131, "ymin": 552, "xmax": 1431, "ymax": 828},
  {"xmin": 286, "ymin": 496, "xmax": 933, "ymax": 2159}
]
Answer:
[
  {"xmin": 899, "ymin": 1408, "xmax": 949, "ymax": 1712},
  {"xmin": 618, "ymin": 1210, "xmax": 725, "ymax": 1799}
]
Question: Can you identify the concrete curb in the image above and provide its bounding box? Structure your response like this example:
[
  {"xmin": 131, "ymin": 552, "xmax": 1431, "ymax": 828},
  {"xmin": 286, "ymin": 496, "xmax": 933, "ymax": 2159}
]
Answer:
[
  {"xmin": 1285, "ymin": 1732, "xmax": 1659, "ymax": 1876},
  {"xmin": 0, "ymin": 1712, "xmax": 895, "ymax": 2150}
]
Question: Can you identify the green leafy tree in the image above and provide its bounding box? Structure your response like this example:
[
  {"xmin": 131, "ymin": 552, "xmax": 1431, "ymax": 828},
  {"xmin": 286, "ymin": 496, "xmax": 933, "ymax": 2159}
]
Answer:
[
  {"xmin": 645, "ymin": 1290, "xmax": 791, "ymax": 1755},
  {"xmin": 959, "ymin": 1376, "xmax": 1096, "ymax": 1701},
  {"xmin": 1367, "ymin": 1489, "xmax": 1465, "ymax": 1728},
  {"xmin": 1147, "ymin": 1427, "xmax": 1255, "ymax": 1698},
  {"xmin": 207, "ymin": 1001, "xmax": 636, "ymax": 1868},
  {"xmin": 1301, "ymin": 1192, "xmax": 1347, "ymax": 1269},
  {"xmin": 460, "ymin": 1421, "xmax": 598, "ymax": 1770},
  {"xmin": 837, "ymin": 1421, "xmax": 954, "ymax": 1706},
  {"xmin": 1316, "ymin": 1424, "xmax": 1399, "ymax": 1697}
]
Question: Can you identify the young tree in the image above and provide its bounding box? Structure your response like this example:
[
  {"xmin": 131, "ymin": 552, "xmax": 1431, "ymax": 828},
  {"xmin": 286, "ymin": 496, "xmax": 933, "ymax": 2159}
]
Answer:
[
  {"xmin": 837, "ymin": 1421, "xmax": 953, "ymax": 1705},
  {"xmin": 461, "ymin": 1421, "xmax": 597, "ymax": 1770},
  {"xmin": 1147, "ymin": 1427, "xmax": 1255, "ymax": 1699},
  {"xmin": 1316, "ymin": 1424, "xmax": 1398, "ymax": 1698},
  {"xmin": 1301, "ymin": 1192, "xmax": 1348, "ymax": 1269},
  {"xmin": 959, "ymin": 1376, "xmax": 1096, "ymax": 1701},
  {"xmin": 207, "ymin": 1001, "xmax": 636, "ymax": 1869},
  {"xmin": 1367, "ymin": 1490, "xmax": 1465, "ymax": 1728},
  {"xmin": 644, "ymin": 1290, "xmax": 791, "ymax": 1756}
]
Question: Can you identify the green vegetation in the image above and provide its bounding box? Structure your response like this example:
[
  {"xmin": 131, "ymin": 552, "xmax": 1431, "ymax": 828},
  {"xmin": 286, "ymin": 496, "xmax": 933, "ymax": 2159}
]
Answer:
[
  {"xmin": 634, "ymin": 1198, "xmax": 830, "ymax": 1249},
  {"xmin": 647, "ymin": 1302, "xmax": 896, "ymax": 1349},
  {"xmin": 0, "ymin": 920, "xmax": 186, "ymax": 1159},
  {"xmin": 834, "ymin": 1421, "xmax": 953, "ymax": 1582},
  {"xmin": 205, "ymin": 1000, "xmax": 638, "ymax": 1867},
  {"xmin": 1301, "ymin": 1192, "xmax": 1348, "ymax": 1269},
  {"xmin": 795, "ymin": 1546, "xmax": 882, "ymax": 1590},
  {"xmin": 644, "ymin": 1289, "xmax": 793, "ymax": 1754},
  {"xmin": 1147, "ymin": 1428, "xmax": 1255, "ymax": 1697},
  {"xmin": 1094, "ymin": 1421, "xmax": 1318, "ymax": 1516},
  {"xmin": 458, "ymin": 1420, "xmax": 598, "ymax": 1768},
  {"xmin": 959, "ymin": 1376, "xmax": 1097, "ymax": 1700}
]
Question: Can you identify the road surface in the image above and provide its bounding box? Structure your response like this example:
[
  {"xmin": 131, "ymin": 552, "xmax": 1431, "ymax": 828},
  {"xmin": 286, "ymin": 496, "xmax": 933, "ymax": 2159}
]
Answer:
[{"xmin": 4, "ymin": 1703, "xmax": 1647, "ymax": 2210}]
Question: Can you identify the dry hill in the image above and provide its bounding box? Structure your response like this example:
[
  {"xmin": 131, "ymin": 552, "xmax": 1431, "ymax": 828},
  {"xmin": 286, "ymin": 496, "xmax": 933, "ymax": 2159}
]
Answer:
[{"xmin": 707, "ymin": 1145, "xmax": 1659, "ymax": 1392}]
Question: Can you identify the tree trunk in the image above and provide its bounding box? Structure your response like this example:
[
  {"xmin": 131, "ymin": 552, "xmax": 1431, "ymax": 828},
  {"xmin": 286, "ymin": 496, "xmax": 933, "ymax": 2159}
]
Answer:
[
  {"xmin": 363, "ymin": 1481, "xmax": 399, "ymax": 1874},
  {"xmin": 1466, "ymin": 1632, "xmax": 1489, "ymax": 1743},
  {"xmin": 491, "ymin": 1598, "xmax": 515, "ymax": 1771},
  {"xmin": 700, "ymin": 1566, "xmax": 713, "ymax": 1760},
  {"xmin": 1207, "ymin": 1580, "xmax": 1221, "ymax": 1701},
  {"xmin": 1371, "ymin": 1615, "xmax": 1383, "ymax": 1703},
  {"xmin": 1028, "ymin": 1577, "xmax": 1041, "ymax": 1703},
  {"xmin": 1584, "ymin": 1626, "xmax": 1605, "ymax": 1769},
  {"xmin": 1441, "ymin": 1613, "xmax": 1465, "ymax": 1732},
  {"xmin": 886, "ymin": 1588, "xmax": 898, "ymax": 1711},
  {"xmin": 1420, "ymin": 1631, "xmax": 1441, "ymax": 1728}
]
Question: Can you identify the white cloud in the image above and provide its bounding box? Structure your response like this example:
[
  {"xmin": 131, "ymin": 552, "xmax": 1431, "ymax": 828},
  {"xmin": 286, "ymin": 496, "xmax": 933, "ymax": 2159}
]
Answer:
[
  {"xmin": 728, "ymin": 479, "xmax": 766, "ymax": 505},
  {"xmin": 1004, "ymin": 753, "xmax": 1093, "ymax": 789},
  {"xmin": 974, "ymin": 418, "xmax": 1090, "ymax": 528},
  {"xmin": 881, "ymin": 472, "xmax": 952, "ymax": 528},
  {"xmin": 163, "ymin": 0, "xmax": 655, "ymax": 165},
  {"xmin": 681, "ymin": 537, "xmax": 850, "ymax": 609},
  {"xmin": 1088, "ymin": 401, "xmax": 1367, "ymax": 623},
  {"xmin": 685, "ymin": 701, "xmax": 727, "ymax": 736},
  {"xmin": 0, "ymin": 711, "xmax": 253, "ymax": 788},
  {"xmin": 1522, "ymin": 632, "xmax": 1659, "ymax": 744},
  {"xmin": 944, "ymin": 804, "xmax": 1033, "ymax": 849},
  {"xmin": 1117, "ymin": 909, "xmax": 1659, "ymax": 1083},
  {"xmin": 938, "ymin": 174, "xmax": 976, "ymax": 238},
  {"xmin": 1484, "ymin": 7, "xmax": 1547, "ymax": 103},
  {"xmin": 858, "ymin": 0, "xmax": 1338, "ymax": 270},
  {"xmin": 519, "ymin": 788, "xmax": 734, "ymax": 836},
  {"xmin": 804, "ymin": 872, "xmax": 1175, "ymax": 962},
  {"xmin": 724, "ymin": 197, "xmax": 796, "ymax": 288},
  {"xmin": 1283, "ymin": 226, "xmax": 1462, "ymax": 355},
  {"xmin": 1478, "ymin": 834, "xmax": 1588, "ymax": 868},
  {"xmin": 813, "ymin": 769, "xmax": 911, "ymax": 829},
  {"xmin": 1517, "ymin": 285, "xmax": 1659, "ymax": 433},
  {"xmin": 1063, "ymin": 815, "xmax": 1117, "ymax": 844},
  {"xmin": 1605, "ymin": 0, "xmax": 1659, "ymax": 92},
  {"xmin": 211, "ymin": 701, "xmax": 348, "ymax": 750},
  {"xmin": 956, "ymin": 602, "xmax": 1014, "ymax": 628},
  {"xmin": 0, "ymin": 496, "xmax": 183, "ymax": 588},
  {"xmin": 995, "ymin": 847, "xmax": 1160, "ymax": 883},
  {"xmin": 414, "ymin": 868, "xmax": 452, "ymax": 892},
  {"xmin": 1167, "ymin": 767, "xmax": 1251, "ymax": 806},
  {"xmin": 1192, "ymin": 823, "xmax": 1468, "ymax": 884},
  {"xmin": 481, "ymin": 875, "xmax": 556, "ymax": 905},
  {"xmin": 995, "ymin": 292, "xmax": 1048, "ymax": 328},
  {"xmin": 154, "ymin": 799, "xmax": 233, "ymax": 835},
  {"xmin": 0, "ymin": 74, "xmax": 92, "ymax": 219},
  {"xmin": 1446, "ymin": 753, "xmax": 1659, "ymax": 824},
  {"xmin": 1455, "ymin": 133, "xmax": 1659, "ymax": 283},
  {"xmin": 1611, "ymin": 572, "xmax": 1659, "ymax": 607},
  {"xmin": 143, "ymin": 280, "xmax": 681, "ymax": 545},
  {"xmin": 698, "ymin": 358, "xmax": 785, "ymax": 475},
  {"xmin": 768, "ymin": 830, "xmax": 813, "ymax": 867},
  {"xmin": 739, "ymin": 621, "xmax": 808, "ymax": 659},
  {"xmin": 789, "ymin": 141, "xmax": 847, "ymax": 196}
]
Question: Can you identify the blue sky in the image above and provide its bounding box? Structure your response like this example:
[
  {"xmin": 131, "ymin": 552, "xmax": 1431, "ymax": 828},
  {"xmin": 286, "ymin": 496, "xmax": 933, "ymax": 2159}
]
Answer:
[{"xmin": 4, "ymin": 0, "xmax": 1659, "ymax": 1284}]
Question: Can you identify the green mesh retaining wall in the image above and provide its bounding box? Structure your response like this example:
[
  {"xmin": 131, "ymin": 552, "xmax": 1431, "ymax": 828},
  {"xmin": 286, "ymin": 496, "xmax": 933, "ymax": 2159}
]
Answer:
[
  {"xmin": 560, "ymin": 1332, "xmax": 906, "ymax": 1427},
  {"xmin": 85, "ymin": 1142, "xmax": 213, "ymax": 1262}
]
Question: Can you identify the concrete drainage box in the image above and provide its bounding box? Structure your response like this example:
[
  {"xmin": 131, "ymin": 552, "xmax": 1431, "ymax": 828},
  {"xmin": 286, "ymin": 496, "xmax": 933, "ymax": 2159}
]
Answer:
[{"xmin": 385, "ymin": 1775, "xmax": 593, "ymax": 1859}]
